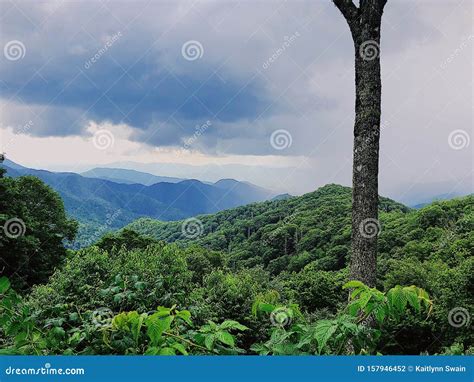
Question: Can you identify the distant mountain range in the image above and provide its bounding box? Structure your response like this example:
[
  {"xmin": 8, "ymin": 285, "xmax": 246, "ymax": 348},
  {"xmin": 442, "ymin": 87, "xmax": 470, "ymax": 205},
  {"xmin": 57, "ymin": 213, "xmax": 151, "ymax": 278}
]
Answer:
[
  {"xmin": 81, "ymin": 167, "xmax": 185, "ymax": 185},
  {"xmin": 1, "ymin": 159, "xmax": 275, "ymax": 247}
]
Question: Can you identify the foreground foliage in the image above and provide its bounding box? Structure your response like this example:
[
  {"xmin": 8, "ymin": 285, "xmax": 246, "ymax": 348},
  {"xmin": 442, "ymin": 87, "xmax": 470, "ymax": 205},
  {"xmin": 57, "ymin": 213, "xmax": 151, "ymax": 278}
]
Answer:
[{"xmin": 0, "ymin": 275, "xmax": 434, "ymax": 355}]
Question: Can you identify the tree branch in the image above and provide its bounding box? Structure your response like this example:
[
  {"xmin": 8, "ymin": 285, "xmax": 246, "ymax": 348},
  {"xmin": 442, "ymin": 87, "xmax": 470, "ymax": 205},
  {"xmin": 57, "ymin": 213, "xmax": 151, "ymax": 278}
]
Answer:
[
  {"xmin": 379, "ymin": 0, "xmax": 388, "ymax": 11},
  {"xmin": 332, "ymin": 0, "xmax": 359, "ymax": 23}
]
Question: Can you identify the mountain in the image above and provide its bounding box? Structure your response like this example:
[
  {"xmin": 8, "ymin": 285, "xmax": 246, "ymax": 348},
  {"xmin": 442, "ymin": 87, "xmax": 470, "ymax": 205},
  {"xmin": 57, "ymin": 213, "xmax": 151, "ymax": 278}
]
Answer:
[
  {"xmin": 391, "ymin": 180, "xmax": 472, "ymax": 207},
  {"xmin": 411, "ymin": 192, "xmax": 471, "ymax": 209},
  {"xmin": 213, "ymin": 178, "xmax": 272, "ymax": 201},
  {"xmin": 125, "ymin": 184, "xmax": 472, "ymax": 276},
  {"xmin": 125, "ymin": 184, "xmax": 410, "ymax": 272},
  {"xmin": 2, "ymin": 159, "xmax": 26, "ymax": 171},
  {"xmin": 81, "ymin": 167, "xmax": 184, "ymax": 185},
  {"xmin": 1, "ymin": 160, "xmax": 275, "ymax": 247},
  {"xmin": 271, "ymin": 193, "xmax": 293, "ymax": 201}
]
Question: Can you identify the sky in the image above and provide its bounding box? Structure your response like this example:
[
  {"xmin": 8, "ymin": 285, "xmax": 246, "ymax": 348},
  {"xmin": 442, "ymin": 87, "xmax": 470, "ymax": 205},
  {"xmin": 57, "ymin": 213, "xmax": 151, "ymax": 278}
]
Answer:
[{"xmin": 0, "ymin": 0, "xmax": 472, "ymax": 202}]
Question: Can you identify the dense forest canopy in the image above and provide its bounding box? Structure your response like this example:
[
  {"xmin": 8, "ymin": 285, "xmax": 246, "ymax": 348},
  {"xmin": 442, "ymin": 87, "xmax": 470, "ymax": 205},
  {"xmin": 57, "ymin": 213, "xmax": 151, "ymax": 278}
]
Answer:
[{"xmin": 1, "ymin": 169, "xmax": 472, "ymax": 355}]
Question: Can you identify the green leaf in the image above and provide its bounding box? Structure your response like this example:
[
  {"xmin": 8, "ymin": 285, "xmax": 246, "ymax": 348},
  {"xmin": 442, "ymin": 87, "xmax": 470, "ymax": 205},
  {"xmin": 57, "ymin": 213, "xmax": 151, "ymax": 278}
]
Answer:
[
  {"xmin": 51, "ymin": 327, "xmax": 65, "ymax": 338},
  {"xmin": 158, "ymin": 347, "xmax": 176, "ymax": 355},
  {"xmin": 357, "ymin": 291, "xmax": 372, "ymax": 311},
  {"xmin": 373, "ymin": 306, "xmax": 387, "ymax": 324},
  {"xmin": 256, "ymin": 302, "xmax": 276, "ymax": 314},
  {"xmin": 175, "ymin": 310, "xmax": 192, "ymax": 325},
  {"xmin": 351, "ymin": 288, "xmax": 364, "ymax": 299},
  {"xmin": 347, "ymin": 301, "xmax": 361, "ymax": 317},
  {"xmin": 155, "ymin": 306, "xmax": 172, "ymax": 317},
  {"xmin": 146, "ymin": 314, "xmax": 173, "ymax": 346},
  {"xmin": 314, "ymin": 320, "xmax": 338, "ymax": 354},
  {"xmin": 112, "ymin": 312, "xmax": 130, "ymax": 331},
  {"xmin": 219, "ymin": 320, "xmax": 248, "ymax": 331},
  {"xmin": 404, "ymin": 288, "xmax": 420, "ymax": 313},
  {"xmin": 171, "ymin": 342, "xmax": 188, "ymax": 355},
  {"xmin": 387, "ymin": 286, "xmax": 407, "ymax": 314},
  {"xmin": 343, "ymin": 280, "xmax": 365, "ymax": 290},
  {"xmin": 0, "ymin": 276, "xmax": 11, "ymax": 294},
  {"xmin": 145, "ymin": 346, "xmax": 160, "ymax": 355},
  {"xmin": 131, "ymin": 313, "xmax": 147, "ymax": 343},
  {"xmin": 216, "ymin": 331, "xmax": 235, "ymax": 347},
  {"xmin": 204, "ymin": 334, "xmax": 215, "ymax": 350}
]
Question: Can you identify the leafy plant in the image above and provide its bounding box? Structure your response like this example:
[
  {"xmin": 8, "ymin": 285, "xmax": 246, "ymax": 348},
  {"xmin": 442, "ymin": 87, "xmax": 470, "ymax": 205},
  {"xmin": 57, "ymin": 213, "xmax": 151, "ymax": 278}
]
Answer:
[
  {"xmin": 194, "ymin": 320, "xmax": 248, "ymax": 354},
  {"xmin": 251, "ymin": 281, "xmax": 433, "ymax": 355},
  {"xmin": 343, "ymin": 280, "xmax": 433, "ymax": 324}
]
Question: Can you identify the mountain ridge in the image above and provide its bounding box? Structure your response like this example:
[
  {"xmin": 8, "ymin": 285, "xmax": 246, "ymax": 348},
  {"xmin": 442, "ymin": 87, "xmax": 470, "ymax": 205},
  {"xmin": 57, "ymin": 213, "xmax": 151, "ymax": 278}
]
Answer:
[{"xmin": 1, "ymin": 160, "xmax": 275, "ymax": 247}]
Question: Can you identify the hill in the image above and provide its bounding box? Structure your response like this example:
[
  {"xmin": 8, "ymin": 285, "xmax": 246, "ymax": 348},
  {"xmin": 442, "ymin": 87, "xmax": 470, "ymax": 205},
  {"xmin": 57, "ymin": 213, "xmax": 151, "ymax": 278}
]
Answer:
[
  {"xmin": 23, "ymin": 182, "xmax": 472, "ymax": 355},
  {"xmin": 1, "ymin": 160, "xmax": 274, "ymax": 247},
  {"xmin": 120, "ymin": 185, "xmax": 472, "ymax": 355},
  {"xmin": 125, "ymin": 184, "xmax": 411, "ymax": 274}
]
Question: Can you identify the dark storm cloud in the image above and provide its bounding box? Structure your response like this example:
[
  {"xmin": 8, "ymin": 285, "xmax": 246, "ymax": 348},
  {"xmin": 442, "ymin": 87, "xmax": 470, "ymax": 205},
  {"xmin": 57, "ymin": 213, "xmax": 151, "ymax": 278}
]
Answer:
[{"xmin": 0, "ymin": 0, "xmax": 458, "ymax": 157}]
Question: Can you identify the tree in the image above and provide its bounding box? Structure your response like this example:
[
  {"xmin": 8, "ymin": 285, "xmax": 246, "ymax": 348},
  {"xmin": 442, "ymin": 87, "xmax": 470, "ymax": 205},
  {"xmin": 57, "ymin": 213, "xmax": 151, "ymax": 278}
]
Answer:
[
  {"xmin": 333, "ymin": 0, "xmax": 388, "ymax": 287},
  {"xmin": 0, "ymin": 163, "xmax": 78, "ymax": 289}
]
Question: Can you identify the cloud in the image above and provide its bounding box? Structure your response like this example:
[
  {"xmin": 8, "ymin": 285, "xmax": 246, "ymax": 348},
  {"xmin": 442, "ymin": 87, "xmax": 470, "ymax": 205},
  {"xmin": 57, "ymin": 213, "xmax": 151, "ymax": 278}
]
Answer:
[{"xmin": 0, "ymin": 0, "xmax": 472, "ymax": 196}]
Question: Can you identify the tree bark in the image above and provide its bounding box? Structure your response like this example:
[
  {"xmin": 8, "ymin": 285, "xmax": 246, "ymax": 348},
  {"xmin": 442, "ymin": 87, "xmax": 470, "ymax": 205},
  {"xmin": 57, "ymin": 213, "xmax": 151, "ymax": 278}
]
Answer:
[{"xmin": 333, "ymin": 0, "xmax": 386, "ymax": 287}]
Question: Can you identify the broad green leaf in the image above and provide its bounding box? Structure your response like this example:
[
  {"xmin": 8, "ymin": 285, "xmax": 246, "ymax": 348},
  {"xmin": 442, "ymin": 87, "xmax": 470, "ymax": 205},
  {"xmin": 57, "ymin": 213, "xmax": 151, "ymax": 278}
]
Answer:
[
  {"xmin": 374, "ymin": 306, "xmax": 387, "ymax": 324},
  {"xmin": 256, "ymin": 302, "xmax": 276, "ymax": 314},
  {"xmin": 219, "ymin": 320, "xmax": 248, "ymax": 331},
  {"xmin": 343, "ymin": 280, "xmax": 365, "ymax": 290},
  {"xmin": 314, "ymin": 320, "xmax": 338, "ymax": 354},
  {"xmin": 176, "ymin": 310, "xmax": 192, "ymax": 325},
  {"xmin": 155, "ymin": 306, "xmax": 172, "ymax": 317},
  {"xmin": 351, "ymin": 288, "xmax": 364, "ymax": 299},
  {"xmin": 216, "ymin": 331, "xmax": 235, "ymax": 347},
  {"xmin": 131, "ymin": 313, "xmax": 147, "ymax": 343},
  {"xmin": 387, "ymin": 286, "xmax": 407, "ymax": 314},
  {"xmin": 204, "ymin": 334, "xmax": 215, "ymax": 350},
  {"xmin": 145, "ymin": 346, "xmax": 159, "ymax": 355},
  {"xmin": 146, "ymin": 314, "xmax": 173, "ymax": 346},
  {"xmin": 357, "ymin": 291, "xmax": 372, "ymax": 311},
  {"xmin": 404, "ymin": 288, "xmax": 420, "ymax": 312},
  {"xmin": 171, "ymin": 342, "xmax": 188, "ymax": 355},
  {"xmin": 347, "ymin": 301, "xmax": 360, "ymax": 316},
  {"xmin": 112, "ymin": 312, "xmax": 130, "ymax": 331},
  {"xmin": 158, "ymin": 347, "xmax": 176, "ymax": 355}
]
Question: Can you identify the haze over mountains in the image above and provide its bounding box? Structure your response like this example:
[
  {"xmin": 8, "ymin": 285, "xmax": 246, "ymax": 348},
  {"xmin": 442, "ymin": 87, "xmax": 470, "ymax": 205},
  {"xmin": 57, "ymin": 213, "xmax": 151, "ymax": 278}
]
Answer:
[
  {"xmin": 81, "ymin": 167, "xmax": 185, "ymax": 185},
  {"xmin": 1, "ymin": 159, "xmax": 275, "ymax": 246},
  {"xmin": 2, "ymin": 158, "xmax": 471, "ymax": 248}
]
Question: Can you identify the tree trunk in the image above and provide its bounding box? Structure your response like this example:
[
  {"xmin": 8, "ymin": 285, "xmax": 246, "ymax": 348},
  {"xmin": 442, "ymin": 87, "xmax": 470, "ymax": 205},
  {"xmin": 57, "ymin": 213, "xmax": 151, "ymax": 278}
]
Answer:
[{"xmin": 333, "ymin": 0, "xmax": 386, "ymax": 287}]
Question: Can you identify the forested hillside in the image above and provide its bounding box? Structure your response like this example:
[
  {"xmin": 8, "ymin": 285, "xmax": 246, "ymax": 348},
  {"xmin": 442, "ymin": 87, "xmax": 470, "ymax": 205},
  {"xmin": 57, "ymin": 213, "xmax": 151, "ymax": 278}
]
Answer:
[
  {"xmin": 1, "ymin": 160, "xmax": 273, "ymax": 248},
  {"xmin": 1, "ymin": 172, "xmax": 472, "ymax": 356},
  {"xmin": 126, "ymin": 184, "xmax": 409, "ymax": 275}
]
